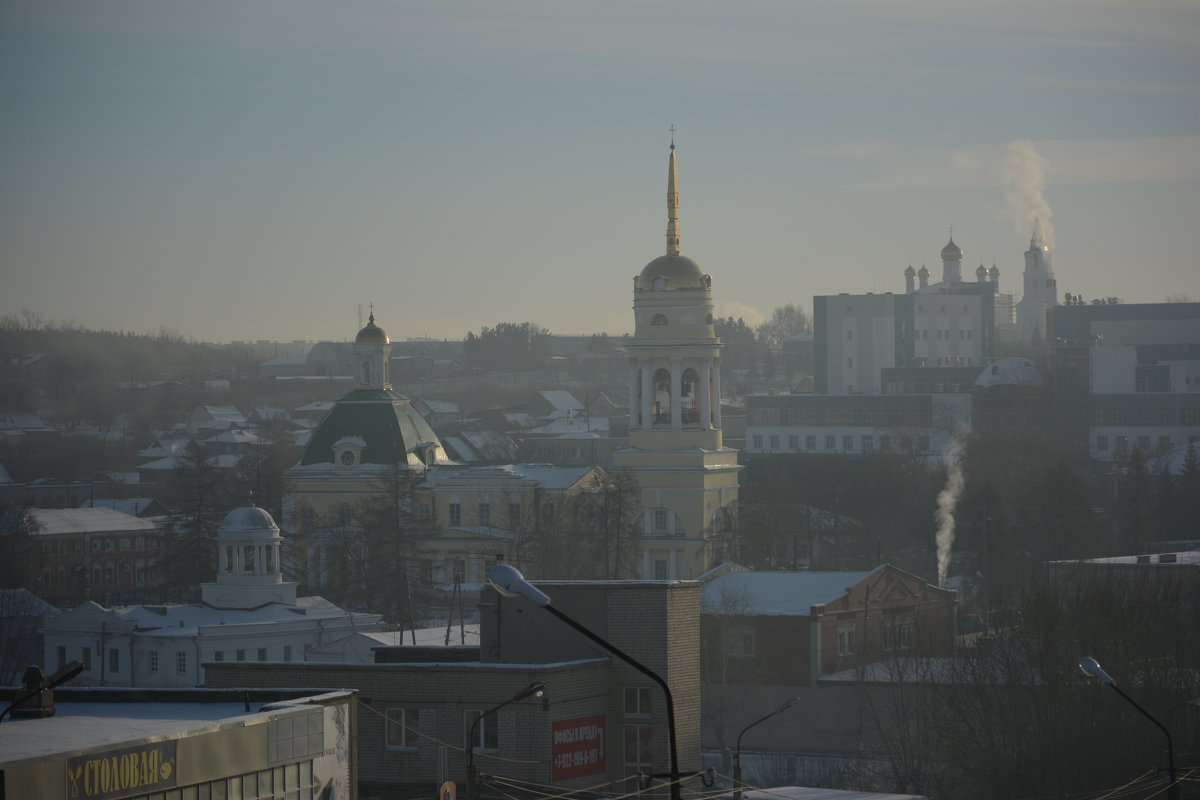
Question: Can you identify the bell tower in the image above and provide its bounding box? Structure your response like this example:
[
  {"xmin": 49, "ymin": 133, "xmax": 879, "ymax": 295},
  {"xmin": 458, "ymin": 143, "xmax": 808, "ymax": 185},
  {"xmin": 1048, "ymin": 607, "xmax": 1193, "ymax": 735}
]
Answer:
[{"xmin": 613, "ymin": 138, "xmax": 741, "ymax": 580}]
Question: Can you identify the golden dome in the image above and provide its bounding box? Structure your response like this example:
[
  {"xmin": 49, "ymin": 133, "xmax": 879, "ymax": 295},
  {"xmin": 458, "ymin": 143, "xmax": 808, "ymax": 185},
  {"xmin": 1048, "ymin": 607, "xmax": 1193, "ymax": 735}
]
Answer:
[
  {"xmin": 941, "ymin": 238, "xmax": 964, "ymax": 261},
  {"xmin": 636, "ymin": 254, "xmax": 708, "ymax": 291},
  {"xmin": 355, "ymin": 313, "xmax": 389, "ymax": 344}
]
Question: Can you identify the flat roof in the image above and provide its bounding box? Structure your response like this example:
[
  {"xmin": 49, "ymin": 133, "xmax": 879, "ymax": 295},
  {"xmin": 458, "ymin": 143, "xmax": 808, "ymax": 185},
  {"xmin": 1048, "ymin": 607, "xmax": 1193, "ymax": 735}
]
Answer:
[{"xmin": 0, "ymin": 689, "xmax": 350, "ymax": 767}]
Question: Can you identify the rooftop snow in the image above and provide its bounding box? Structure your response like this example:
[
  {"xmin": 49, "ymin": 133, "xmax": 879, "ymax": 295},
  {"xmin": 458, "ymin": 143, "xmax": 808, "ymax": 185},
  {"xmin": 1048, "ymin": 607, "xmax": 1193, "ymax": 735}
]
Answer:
[
  {"xmin": 25, "ymin": 507, "xmax": 158, "ymax": 535},
  {"xmin": 702, "ymin": 568, "xmax": 883, "ymax": 615}
]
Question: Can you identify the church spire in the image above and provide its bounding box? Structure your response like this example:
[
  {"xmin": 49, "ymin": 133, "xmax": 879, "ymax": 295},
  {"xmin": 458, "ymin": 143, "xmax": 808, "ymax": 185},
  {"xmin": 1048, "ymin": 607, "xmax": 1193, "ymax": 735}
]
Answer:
[{"xmin": 666, "ymin": 126, "xmax": 680, "ymax": 256}]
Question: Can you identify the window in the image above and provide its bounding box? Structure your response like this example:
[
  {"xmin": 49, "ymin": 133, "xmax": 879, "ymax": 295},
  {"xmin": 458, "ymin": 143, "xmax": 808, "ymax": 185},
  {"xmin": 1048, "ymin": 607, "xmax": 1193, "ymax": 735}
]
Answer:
[
  {"xmin": 119, "ymin": 538, "xmax": 130, "ymax": 551},
  {"xmin": 237, "ymin": 649, "xmax": 246, "ymax": 662},
  {"xmin": 509, "ymin": 503, "xmax": 522, "ymax": 529},
  {"xmin": 768, "ymin": 435, "xmax": 780, "ymax": 449},
  {"xmin": 881, "ymin": 436, "xmax": 891, "ymax": 452},
  {"xmin": 176, "ymin": 651, "xmax": 187, "ymax": 675},
  {"xmin": 650, "ymin": 314, "xmax": 668, "ymax": 326},
  {"xmin": 837, "ymin": 626, "xmax": 855, "ymax": 656},
  {"xmin": 734, "ymin": 626, "xmax": 755, "ymax": 657},
  {"xmin": 653, "ymin": 509, "xmax": 669, "ymax": 532},
  {"xmin": 917, "ymin": 435, "xmax": 930, "ymax": 452},
  {"xmin": 752, "ymin": 434, "xmax": 763, "ymax": 449},
  {"xmin": 789, "ymin": 435, "xmax": 799, "ymax": 450},
  {"xmin": 213, "ymin": 651, "xmax": 224, "ymax": 663},
  {"xmin": 452, "ymin": 559, "xmax": 466, "ymax": 583},
  {"xmin": 1158, "ymin": 436, "xmax": 1171, "ymax": 451},
  {"xmin": 301, "ymin": 504, "xmax": 316, "ymax": 528},
  {"xmin": 478, "ymin": 502, "xmax": 491, "ymax": 526},
  {"xmin": 1096, "ymin": 435, "xmax": 1109, "ymax": 452},
  {"xmin": 387, "ymin": 708, "xmax": 421, "ymax": 749},
  {"xmin": 825, "ymin": 435, "xmax": 835, "ymax": 450},
  {"xmin": 1137, "ymin": 435, "xmax": 1151, "ymax": 451},
  {"xmin": 283, "ymin": 645, "xmax": 293, "ymax": 662},
  {"xmin": 847, "ymin": 357, "xmax": 853, "ymax": 368},
  {"xmin": 149, "ymin": 650, "xmax": 159, "ymax": 673},
  {"xmin": 82, "ymin": 647, "xmax": 91, "ymax": 671},
  {"xmin": 57, "ymin": 646, "xmax": 67, "ymax": 670},
  {"xmin": 653, "ymin": 559, "xmax": 668, "ymax": 580},
  {"xmin": 465, "ymin": 710, "xmax": 498, "ymax": 751},
  {"xmin": 541, "ymin": 502, "xmax": 553, "ymax": 526},
  {"xmin": 625, "ymin": 687, "xmax": 653, "ymax": 716},
  {"xmin": 109, "ymin": 648, "xmax": 119, "ymax": 673},
  {"xmin": 862, "ymin": 435, "xmax": 874, "ymax": 453},
  {"xmin": 846, "ymin": 330, "xmax": 853, "ymax": 340},
  {"xmin": 417, "ymin": 503, "xmax": 432, "ymax": 521},
  {"xmin": 448, "ymin": 502, "xmax": 462, "ymax": 527},
  {"xmin": 624, "ymin": 725, "xmax": 653, "ymax": 767},
  {"xmin": 258, "ymin": 648, "xmax": 267, "ymax": 661},
  {"xmin": 806, "ymin": 435, "xmax": 816, "ymax": 449},
  {"xmin": 843, "ymin": 435, "xmax": 854, "ymax": 450}
]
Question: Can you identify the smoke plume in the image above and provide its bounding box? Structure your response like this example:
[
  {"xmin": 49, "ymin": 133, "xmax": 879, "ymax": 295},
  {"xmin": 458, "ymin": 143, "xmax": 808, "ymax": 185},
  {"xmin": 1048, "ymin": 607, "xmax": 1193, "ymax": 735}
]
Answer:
[
  {"xmin": 935, "ymin": 436, "xmax": 966, "ymax": 588},
  {"xmin": 1004, "ymin": 140, "xmax": 1055, "ymax": 251}
]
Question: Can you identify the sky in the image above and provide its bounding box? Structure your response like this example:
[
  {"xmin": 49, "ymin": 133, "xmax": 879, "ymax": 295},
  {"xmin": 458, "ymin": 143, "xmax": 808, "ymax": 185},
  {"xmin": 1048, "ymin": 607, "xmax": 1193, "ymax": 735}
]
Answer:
[{"xmin": 2, "ymin": 0, "xmax": 1198, "ymax": 344}]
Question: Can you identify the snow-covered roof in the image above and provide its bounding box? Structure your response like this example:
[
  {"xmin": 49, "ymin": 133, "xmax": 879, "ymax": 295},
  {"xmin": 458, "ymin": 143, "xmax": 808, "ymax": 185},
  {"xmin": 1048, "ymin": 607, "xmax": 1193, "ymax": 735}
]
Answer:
[
  {"xmin": 701, "ymin": 568, "xmax": 884, "ymax": 615},
  {"xmin": 203, "ymin": 429, "xmax": 261, "ymax": 445},
  {"xmin": 422, "ymin": 399, "xmax": 461, "ymax": 414},
  {"xmin": 138, "ymin": 454, "xmax": 242, "ymax": 471},
  {"xmin": 974, "ymin": 357, "xmax": 1042, "ymax": 388},
  {"xmin": 736, "ymin": 787, "xmax": 927, "ymax": 800},
  {"xmin": 419, "ymin": 463, "xmax": 596, "ymax": 490},
  {"xmin": 535, "ymin": 390, "xmax": 584, "ymax": 414},
  {"xmin": 78, "ymin": 595, "xmax": 379, "ymax": 637},
  {"xmin": 78, "ymin": 498, "xmax": 164, "ymax": 517},
  {"xmin": 0, "ymin": 413, "xmax": 50, "ymax": 430},
  {"xmin": 1050, "ymin": 550, "xmax": 1200, "ymax": 566},
  {"xmin": 25, "ymin": 507, "xmax": 158, "ymax": 535},
  {"xmin": 359, "ymin": 625, "xmax": 482, "ymax": 647}
]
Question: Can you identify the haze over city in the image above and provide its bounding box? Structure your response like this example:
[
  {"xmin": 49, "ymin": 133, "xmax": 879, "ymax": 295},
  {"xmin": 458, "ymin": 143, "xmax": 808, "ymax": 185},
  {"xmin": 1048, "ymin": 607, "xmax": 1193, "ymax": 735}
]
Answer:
[{"xmin": 3, "ymin": 0, "xmax": 1198, "ymax": 343}]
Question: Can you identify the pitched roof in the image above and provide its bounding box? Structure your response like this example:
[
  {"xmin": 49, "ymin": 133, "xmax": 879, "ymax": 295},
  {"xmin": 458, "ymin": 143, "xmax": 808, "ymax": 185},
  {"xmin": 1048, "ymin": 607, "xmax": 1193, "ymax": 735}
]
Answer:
[
  {"xmin": 25, "ymin": 507, "xmax": 159, "ymax": 535},
  {"xmin": 702, "ymin": 567, "xmax": 884, "ymax": 615}
]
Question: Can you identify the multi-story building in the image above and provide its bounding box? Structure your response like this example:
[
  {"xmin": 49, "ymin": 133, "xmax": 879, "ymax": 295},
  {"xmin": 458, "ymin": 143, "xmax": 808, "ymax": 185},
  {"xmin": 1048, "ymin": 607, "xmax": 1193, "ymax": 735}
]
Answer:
[
  {"xmin": 42, "ymin": 503, "xmax": 381, "ymax": 688},
  {"xmin": 14, "ymin": 507, "xmax": 163, "ymax": 606},
  {"xmin": 206, "ymin": 578, "xmax": 702, "ymax": 800},
  {"xmin": 1047, "ymin": 301, "xmax": 1200, "ymax": 465},
  {"xmin": 612, "ymin": 141, "xmax": 741, "ymax": 579}
]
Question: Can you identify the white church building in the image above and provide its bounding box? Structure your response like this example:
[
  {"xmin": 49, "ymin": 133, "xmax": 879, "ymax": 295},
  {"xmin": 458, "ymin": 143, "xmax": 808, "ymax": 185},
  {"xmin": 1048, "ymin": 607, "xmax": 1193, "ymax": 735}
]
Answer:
[{"xmin": 42, "ymin": 504, "xmax": 383, "ymax": 688}]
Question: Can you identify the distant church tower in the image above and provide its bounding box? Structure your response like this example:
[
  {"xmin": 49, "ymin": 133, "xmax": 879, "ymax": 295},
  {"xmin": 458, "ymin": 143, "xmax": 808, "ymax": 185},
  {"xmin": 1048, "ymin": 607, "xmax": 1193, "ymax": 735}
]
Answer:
[
  {"xmin": 1017, "ymin": 221, "xmax": 1056, "ymax": 340},
  {"xmin": 612, "ymin": 137, "xmax": 741, "ymax": 580}
]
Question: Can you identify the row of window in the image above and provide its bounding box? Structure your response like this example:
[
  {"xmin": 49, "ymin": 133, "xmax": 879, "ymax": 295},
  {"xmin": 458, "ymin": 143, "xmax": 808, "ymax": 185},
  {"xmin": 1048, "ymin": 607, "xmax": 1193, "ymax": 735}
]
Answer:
[
  {"xmin": 111, "ymin": 762, "xmax": 316, "ymax": 800},
  {"xmin": 41, "ymin": 560, "xmax": 156, "ymax": 590},
  {"xmin": 211, "ymin": 646, "xmax": 293, "ymax": 664},
  {"xmin": 1094, "ymin": 434, "xmax": 1187, "ymax": 454},
  {"xmin": 751, "ymin": 433, "xmax": 930, "ymax": 453},
  {"xmin": 40, "ymin": 536, "xmax": 159, "ymax": 555},
  {"xmin": 385, "ymin": 688, "xmax": 657, "ymax": 767},
  {"xmin": 836, "ymin": 618, "xmax": 915, "ymax": 656}
]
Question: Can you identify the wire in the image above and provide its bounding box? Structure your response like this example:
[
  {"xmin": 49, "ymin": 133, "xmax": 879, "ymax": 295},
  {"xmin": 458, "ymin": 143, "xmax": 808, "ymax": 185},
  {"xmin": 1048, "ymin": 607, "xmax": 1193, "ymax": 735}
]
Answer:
[{"xmin": 353, "ymin": 697, "xmax": 546, "ymax": 764}]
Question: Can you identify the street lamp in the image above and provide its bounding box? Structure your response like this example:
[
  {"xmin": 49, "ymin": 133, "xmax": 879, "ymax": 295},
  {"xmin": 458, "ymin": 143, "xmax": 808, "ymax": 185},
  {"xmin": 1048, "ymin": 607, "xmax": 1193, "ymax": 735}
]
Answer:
[
  {"xmin": 487, "ymin": 564, "xmax": 683, "ymax": 800},
  {"xmin": 1077, "ymin": 657, "xmax": 1180, "ymax": 800},
  {"xmin": 734, "ymin": 696, "xmax": 801, "ymax": 800},
  {"xmin": 466, "ymin": 680, "xmax": 545, "ymax": 800}
]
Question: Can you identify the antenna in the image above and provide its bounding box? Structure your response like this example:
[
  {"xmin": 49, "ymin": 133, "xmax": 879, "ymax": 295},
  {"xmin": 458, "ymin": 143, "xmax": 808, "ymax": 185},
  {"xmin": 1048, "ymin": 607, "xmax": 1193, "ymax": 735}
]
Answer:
[{"xmin": 358, "ymin": 304, "xmax": 363, "ymax": 329}]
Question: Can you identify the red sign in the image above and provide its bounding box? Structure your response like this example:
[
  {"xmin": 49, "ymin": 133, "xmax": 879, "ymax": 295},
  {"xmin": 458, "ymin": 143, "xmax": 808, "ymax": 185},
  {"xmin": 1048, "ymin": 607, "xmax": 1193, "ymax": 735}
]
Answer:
[{"xmin": 552, "ymin": 715, "xmax": 606, "ymax": 781}]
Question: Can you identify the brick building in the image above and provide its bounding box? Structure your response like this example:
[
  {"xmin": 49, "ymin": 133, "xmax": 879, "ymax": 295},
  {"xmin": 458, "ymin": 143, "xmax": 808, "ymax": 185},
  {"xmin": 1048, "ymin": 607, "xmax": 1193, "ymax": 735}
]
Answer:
[{"xmin": 206, "ymin": 579, "xmax": 702, "ymax": 799}]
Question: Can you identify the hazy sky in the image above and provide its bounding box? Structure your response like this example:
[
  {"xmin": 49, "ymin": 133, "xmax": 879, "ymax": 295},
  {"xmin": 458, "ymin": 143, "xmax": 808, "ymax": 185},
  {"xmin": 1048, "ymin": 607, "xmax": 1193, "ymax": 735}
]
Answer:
[{"xmin": 3, "ymin": 0, "xmax": 1198, "ymax": 343}]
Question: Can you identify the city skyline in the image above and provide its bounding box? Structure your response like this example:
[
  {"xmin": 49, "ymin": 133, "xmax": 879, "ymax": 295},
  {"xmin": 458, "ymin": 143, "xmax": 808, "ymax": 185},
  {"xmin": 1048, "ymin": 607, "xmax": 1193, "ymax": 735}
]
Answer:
[{"xmin": 3, "ymin": 0, "xmax": 1198, "ymax": 343}]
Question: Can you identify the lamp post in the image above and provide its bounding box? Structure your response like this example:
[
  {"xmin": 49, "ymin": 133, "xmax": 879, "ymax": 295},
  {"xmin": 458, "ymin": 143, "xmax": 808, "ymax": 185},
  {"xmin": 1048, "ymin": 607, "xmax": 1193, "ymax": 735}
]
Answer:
[
  {"xmin": 1077, "ymin": 657, "xmax": 1179, "ymax": 800},
  {"xmin": 487, "ymin": 564, "xmax": 683, "ymax": 800},
  {"xmin": 467, "ymin": 680, "xmax": 545, "ymax": 800},
  {"xmin": 734, "ymin": 696, "xmax": 801, "ymax": 800}
]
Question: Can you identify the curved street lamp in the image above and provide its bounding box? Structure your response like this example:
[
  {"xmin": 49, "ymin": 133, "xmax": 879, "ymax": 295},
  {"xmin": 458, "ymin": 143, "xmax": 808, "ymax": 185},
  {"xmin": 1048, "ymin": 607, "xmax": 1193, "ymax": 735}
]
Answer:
[
  {"xmin": 487, "ymin": 564, "xmax": 683, "ymax": 800},
  {"xmin": 1077, "ymin": 657, "xmax": 1179, "ymax": 800},
  {"xmin": 467, "ymin": 680, "xmax": 545, "ymax": 800},
  {"xmin": 734, "ymin": 696, "xmax": 801, "ymax": 800}
]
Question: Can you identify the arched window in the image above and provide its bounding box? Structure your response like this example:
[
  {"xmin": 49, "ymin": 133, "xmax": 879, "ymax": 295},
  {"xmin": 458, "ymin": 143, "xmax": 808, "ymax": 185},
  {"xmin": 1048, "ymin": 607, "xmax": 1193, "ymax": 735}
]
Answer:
[
  {"xmin": 361, "ymin": 361, "xmax": 372, "ymax": 385},
  {"xmin": 651, "ymin": 314, "xmax": 668, "ymax": 326},
  {"xmin": 339, "ymin": 503, "xmax": 353, "ymax": 527},
  {"xmin": 653, "ymin": 368, "xmax": 672, "ymax": 424},
  {"xmin": 681, "ymin": 368, "xmax": 699, "ymax": 424},
  {"xmin": 301, "ymin": 503, "xmax": 316, "ymax": 529}
]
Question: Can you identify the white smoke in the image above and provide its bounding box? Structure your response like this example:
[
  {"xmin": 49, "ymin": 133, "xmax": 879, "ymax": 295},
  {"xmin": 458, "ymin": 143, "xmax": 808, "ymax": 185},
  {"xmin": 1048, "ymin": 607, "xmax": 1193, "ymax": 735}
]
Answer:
[
  {"xmin": 1004, "ymin": 139, "xmax": 1055, "ymax": 251},
  {"xmin": 935, "ymin": 436, "xmax": 966, "ymax": 588}
]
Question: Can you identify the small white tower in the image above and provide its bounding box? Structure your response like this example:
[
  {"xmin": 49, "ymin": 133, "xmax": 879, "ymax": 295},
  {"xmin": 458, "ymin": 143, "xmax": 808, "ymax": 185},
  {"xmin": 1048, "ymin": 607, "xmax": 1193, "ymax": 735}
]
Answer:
[
  {"xmin": 201, "ymin": 504, "xmax": 297, "ymax": 609},
  {"xmin": 1017, "ymin": 221, "xmax": 1056, "ymax": 340}
]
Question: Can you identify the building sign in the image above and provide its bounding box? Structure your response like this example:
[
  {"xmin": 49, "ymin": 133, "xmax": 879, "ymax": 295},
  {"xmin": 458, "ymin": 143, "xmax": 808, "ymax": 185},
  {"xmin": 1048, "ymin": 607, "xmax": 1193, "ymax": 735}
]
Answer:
[
  {"xmin": 66, "ymin": 740, "xmax": 178, "ymax": 800},
  {"xmin": 552, "ymin": 715, "xmax": 605, "ymax": 781}
]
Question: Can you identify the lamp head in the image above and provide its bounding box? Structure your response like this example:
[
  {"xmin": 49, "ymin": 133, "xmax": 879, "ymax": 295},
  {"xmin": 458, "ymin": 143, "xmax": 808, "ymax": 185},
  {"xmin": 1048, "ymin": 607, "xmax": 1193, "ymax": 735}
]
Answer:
[
  {"xmin": 524, "ymin": 681, "xmax": 546, "ymax": 700},
  {"xmin": 1077, "ymin": 657, "xmax": 1115, "ymax": 685},
  {"xmin": 487, "ymin": 564, "xmax": 550, "ymax": 607}
]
